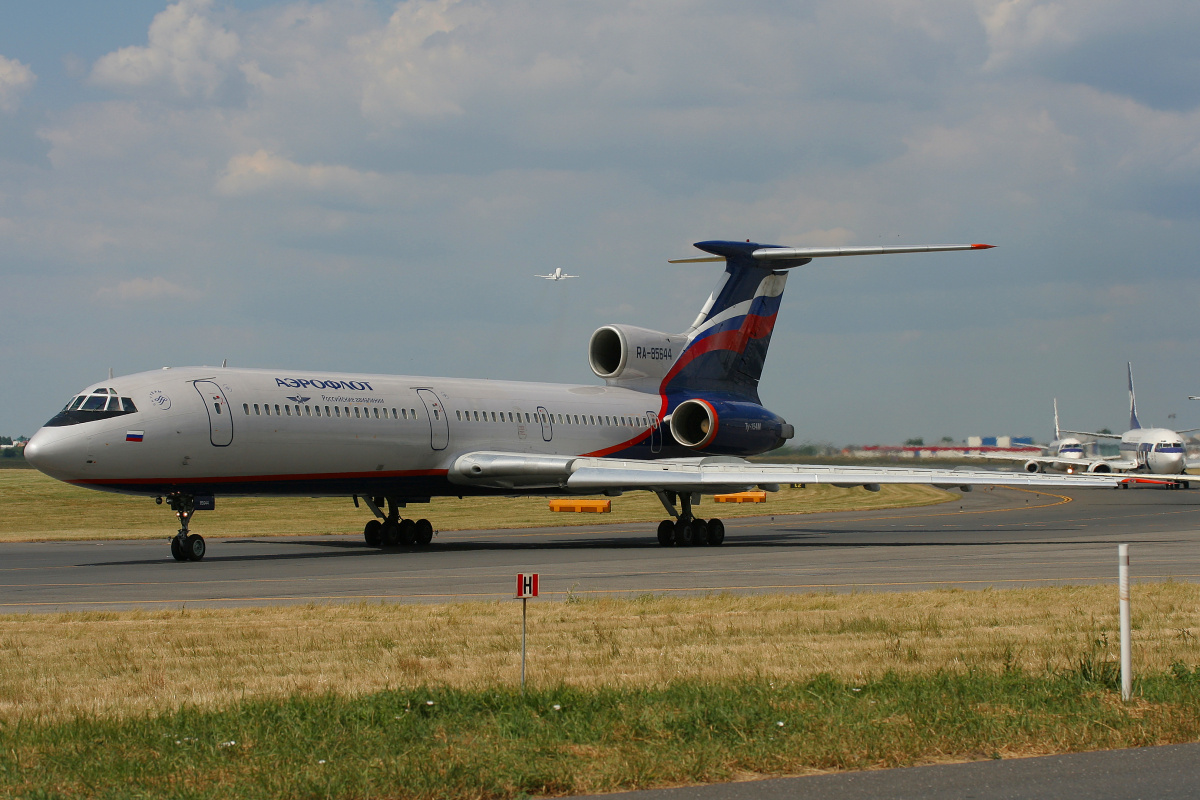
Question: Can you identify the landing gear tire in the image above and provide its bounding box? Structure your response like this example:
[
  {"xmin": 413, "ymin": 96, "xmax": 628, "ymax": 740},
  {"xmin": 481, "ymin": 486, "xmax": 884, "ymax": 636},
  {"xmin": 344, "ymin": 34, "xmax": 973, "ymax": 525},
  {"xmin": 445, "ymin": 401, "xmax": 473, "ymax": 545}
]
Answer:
[
  {"xmin": 691, "ymin": 519, "xmax": 709, "ymax": 546},
  {"xmin": 706, "ymin": 518, "xmax": 725, "ymax": 546},
  {"xmin": 170, "ymin": 537, "xmax": 187, "ymax": 562},
  {"xmin": 364, "ymin": 519, "xmax": 383, "ymax": 547},
  {"xmin": 414, "ymin": 519, "xmax": 434, "ymax": 546},
  {"xmin": 382, "ymin": 521, "xmax": 401, "ymax": 547},
  {"xmin": 657, "ymin": 519, "xmax": 675, "ymax": 546},
  {"xmin": 399, "ymin": 519, "xmax": 416, "ymax": 545},
  {"xmin": 674, "ymin": 519, "xmax": 695, "ymax": 547},
  {"xmin": 184, "ymin": 534, "xmax": 206, "ymax": 562}
]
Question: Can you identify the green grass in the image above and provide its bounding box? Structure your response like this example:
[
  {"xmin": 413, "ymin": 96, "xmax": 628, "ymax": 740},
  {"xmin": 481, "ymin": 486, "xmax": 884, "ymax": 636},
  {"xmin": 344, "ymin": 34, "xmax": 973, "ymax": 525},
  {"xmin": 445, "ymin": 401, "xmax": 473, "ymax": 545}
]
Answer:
[{"xmin": 4, "ymin": 668, "xmax": 1199, "ymax": 800}]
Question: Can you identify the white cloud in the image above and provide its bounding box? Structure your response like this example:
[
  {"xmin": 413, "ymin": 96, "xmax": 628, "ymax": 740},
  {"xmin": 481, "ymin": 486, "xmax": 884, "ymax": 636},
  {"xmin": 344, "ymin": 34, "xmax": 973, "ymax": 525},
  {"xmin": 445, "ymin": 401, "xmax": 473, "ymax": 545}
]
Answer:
[
  {"xmin": 89, "ymin": 0, "xmax": 239, "ymax": 98},
  {"xmin": 0, "ymin": 54, "xmax": 35, "ymax": 112}
]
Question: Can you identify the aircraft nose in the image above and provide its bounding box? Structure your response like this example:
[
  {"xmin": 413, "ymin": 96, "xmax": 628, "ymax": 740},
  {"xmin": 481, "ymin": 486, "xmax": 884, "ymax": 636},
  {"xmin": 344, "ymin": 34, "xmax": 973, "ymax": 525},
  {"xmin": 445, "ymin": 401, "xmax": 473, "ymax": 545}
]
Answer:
[{"xmin": 23, "ymin": 429, "xmax": 81, "ymax": 478}]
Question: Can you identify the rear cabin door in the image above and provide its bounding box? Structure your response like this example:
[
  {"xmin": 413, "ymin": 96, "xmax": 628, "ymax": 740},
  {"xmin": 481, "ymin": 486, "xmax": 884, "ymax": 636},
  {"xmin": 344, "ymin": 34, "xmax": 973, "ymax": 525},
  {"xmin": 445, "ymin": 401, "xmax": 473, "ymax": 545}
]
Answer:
[
  {"xmin": 416, "ymin": 389, "xmax": 449, "ymax": 451},
  {"xmin": 647, "ymin": 411, "xmax": 662, "ymax": 453},
  {"xmin": 194, "ymin": 380, "xmax": 233, "ymax": 447}
]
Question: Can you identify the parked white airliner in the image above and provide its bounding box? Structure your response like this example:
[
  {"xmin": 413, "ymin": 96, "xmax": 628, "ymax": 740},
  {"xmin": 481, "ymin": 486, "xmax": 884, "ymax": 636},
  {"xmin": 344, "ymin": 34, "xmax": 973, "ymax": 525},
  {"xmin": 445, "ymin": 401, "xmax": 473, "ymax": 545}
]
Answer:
[
  {"xmin": 25, "ymin": 240, "xmax": 1137, "ymax": 562},
  {"xmin": 983, "ymin": 399, "xmax": 1090, "ymax": 473},
  {"xmin": 1055, "ymin": 364, "xmax": 1194, "ymax": 480},
  {"xmin": 536, "ymin": 268, "xmax": 578, "ymax": 280}
]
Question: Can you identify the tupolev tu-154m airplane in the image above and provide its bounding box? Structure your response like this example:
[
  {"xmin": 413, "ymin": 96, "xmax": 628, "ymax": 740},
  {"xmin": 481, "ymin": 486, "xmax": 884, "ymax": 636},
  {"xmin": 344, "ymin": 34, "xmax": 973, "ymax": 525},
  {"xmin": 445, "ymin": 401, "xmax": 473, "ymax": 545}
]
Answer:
[{"xmin": 25, "ymin": 240, "xmax": 1144, "ymax": 562}]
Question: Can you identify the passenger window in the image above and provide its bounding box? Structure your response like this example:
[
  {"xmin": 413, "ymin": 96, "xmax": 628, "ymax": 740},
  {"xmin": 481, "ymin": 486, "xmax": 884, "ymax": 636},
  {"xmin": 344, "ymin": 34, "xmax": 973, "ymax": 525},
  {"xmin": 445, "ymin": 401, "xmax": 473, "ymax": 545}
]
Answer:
[
  {"xmin": 411, "ymin": 409, "xmax": 417, "ymax": 419},
  {"xmin": 215, "ymin": 403, "xmax": 223, "ymax": 415},
  {"xmin": 273, "ymin": 404, "xmax": 279, "ymax": 415},
  {"xmin": 243, "ymin": 403, "xmax": 250, "ymax": 415},
  {"xmin": 402, "ymin": 409, "xmax": 408, "ymax": 420},
  {"xmin": 456, "ymin": 410, "xmax": 462, "ymax": 420},
  {"xmin": 305, "ymin": 405, "xmax": 311, "ymax": 416},
  {"xmin": 473, "ymin": 411, "xmax": 479, "ymax": 421},
  {"xmin": 254, "ymin": 404, "xmax": 260, "ymax": 415},
  {"xmin": 434, "ymin": 410, "xmax": 440, "ymax": 420},
  {"xmin": 492, "ymin": 412, "xmax": 497, "ymax": 422},
  {"xmin": 265, "ymin": 404, "xmax": 272, "ymax": 416},
  {"xmin": 372, "ymin": 408, "xmax": 379, "ymax": 418},
  {"xmin": 284, "ymin": 406, "xmax": 290, "ymax": 416},
  {"xmin": 334, "ymin": 406, "xmax": 340, "ymax": 417},
  {"xmin": 354, "ymin": 407, "xmax": 361, "ymax": 418}
]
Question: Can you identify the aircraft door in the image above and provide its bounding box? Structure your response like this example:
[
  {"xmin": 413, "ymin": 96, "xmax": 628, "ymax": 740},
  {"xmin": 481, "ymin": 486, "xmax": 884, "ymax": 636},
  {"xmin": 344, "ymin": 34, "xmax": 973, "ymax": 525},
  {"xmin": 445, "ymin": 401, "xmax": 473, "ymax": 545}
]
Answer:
[
  {"xmin": 537, "ymin": 406, "xmax": 553, "ymax": 442},
  {"xmin": 194, "ymin": 380, "xmax": 233, "ymax": 447},
  {"xmin": 416, "ymin": 389, "xmax": 449, "ymax": 451},
  {"xmin": 647, "ymin": 411, "xmax": 662, "ymax": 453}
]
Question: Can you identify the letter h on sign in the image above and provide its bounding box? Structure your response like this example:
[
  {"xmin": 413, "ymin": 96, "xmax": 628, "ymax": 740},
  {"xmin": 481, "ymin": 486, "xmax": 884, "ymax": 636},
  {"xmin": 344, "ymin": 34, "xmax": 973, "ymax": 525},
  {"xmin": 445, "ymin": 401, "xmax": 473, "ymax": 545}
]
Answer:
[{"xmin": 516, "ymin": 573, "xmax": 539, "ymax": 598}]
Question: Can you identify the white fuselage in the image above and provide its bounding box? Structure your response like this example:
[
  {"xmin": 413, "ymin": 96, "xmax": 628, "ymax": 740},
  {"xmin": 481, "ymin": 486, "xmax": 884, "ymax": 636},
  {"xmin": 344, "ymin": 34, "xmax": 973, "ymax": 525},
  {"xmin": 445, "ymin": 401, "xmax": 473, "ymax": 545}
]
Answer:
[
  {"xmin": 1117, "ymin": 427, "xmax": 1187, "ymax": 475},
  {"xmin": 25, "ymin": 366, "xmax": 672, "ymax": 497}
]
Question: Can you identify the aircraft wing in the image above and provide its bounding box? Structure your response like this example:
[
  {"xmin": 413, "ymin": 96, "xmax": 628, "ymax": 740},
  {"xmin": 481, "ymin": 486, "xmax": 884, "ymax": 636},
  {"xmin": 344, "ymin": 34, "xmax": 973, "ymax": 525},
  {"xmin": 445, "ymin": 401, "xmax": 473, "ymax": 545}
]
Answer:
[
  {"xmin": 979, "ymin": 452, "xmax": 1138, "ymax": 473},
  {"xmin": 448, "ymin": 451, "xmax": 1140, "ymax": 493},
  {"xmin": 1061, "ymin": 430, "xmax": 1123, "ymax": 440}
]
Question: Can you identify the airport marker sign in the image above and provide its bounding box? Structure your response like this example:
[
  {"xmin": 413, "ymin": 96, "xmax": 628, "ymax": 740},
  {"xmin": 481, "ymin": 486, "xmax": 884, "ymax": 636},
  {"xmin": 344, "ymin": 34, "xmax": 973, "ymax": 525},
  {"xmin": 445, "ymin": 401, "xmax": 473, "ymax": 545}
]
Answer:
[{"xmin": 516, "ymin": 573, "xmax": 539, "ymax": 691}]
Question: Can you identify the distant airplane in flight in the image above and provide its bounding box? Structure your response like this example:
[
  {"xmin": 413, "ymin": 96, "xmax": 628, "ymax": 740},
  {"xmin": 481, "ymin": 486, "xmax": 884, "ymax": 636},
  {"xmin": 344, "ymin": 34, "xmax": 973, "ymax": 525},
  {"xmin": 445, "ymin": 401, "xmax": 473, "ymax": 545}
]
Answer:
[
  {"xmin": 536, "ymin": 268, "xmax": 579, "ymax": 280},
  {"xmin": 25, "ymin": 239, "xmax": 1134, "ymax": 563}
]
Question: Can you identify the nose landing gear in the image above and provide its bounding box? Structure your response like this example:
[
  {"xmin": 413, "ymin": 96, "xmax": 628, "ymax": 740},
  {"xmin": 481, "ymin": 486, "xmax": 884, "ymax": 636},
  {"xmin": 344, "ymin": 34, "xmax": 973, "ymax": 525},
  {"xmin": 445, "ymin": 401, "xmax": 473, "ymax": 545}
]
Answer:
[{"xmin": 163, "ymin": 493, "xmax": 205, "ymax": 562}]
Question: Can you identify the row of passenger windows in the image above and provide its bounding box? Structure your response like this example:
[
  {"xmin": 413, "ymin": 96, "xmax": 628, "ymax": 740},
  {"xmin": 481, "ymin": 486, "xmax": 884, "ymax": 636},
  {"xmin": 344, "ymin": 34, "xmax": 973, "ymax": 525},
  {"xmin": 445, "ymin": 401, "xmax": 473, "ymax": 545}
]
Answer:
[
  {"xmin": 456, "ymin": 409, "xmax": 650, "ymax": 428},
  {"xmin": 243, "ymin": 403, "xmax": 418, "ymax": 421}
]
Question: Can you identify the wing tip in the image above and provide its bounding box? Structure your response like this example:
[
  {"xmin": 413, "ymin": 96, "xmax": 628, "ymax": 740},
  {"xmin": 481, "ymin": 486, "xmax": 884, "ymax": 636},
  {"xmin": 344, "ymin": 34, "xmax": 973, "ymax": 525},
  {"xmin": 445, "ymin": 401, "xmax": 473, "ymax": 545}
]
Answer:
[{"xmin": 971, "ymin": 243, "xmax": 995, "ymax": 249}]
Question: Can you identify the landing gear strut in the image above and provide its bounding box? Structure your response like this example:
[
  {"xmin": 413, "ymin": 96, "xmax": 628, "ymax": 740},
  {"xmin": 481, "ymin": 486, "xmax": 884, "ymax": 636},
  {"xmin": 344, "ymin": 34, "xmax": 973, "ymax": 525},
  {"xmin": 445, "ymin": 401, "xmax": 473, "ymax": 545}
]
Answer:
[
  {"xmin": 360, "ymin": 495, "xmax": 435, "ymax": 550},
  {"xmin": 653, "ymin": 490, "xmax": 725, "ymax": 547},
  {"xmin": 165, "ymin": 493, "xmax": 205, "ymax": 562}
]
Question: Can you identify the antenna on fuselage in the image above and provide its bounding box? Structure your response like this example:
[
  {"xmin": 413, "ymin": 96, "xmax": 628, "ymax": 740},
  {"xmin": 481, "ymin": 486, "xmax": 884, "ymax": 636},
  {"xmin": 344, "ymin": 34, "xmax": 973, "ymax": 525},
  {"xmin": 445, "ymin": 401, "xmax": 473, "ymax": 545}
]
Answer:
[
  {"xmin": 222, "ymin": 359, "xmax": 227, "ymax": 368},
  {"xmin": 108, "ymin": 367, "xmax": 113, "ymax": 380}
]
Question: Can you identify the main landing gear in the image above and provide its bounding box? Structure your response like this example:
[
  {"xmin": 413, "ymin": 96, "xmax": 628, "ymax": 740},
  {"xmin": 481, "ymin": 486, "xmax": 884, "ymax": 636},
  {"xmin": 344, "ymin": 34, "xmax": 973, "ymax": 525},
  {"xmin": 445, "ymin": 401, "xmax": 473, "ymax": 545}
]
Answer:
[
  {"xmin": 162, "ymin": 493, "xmax": 206, "ymax": 562},
  {"xmin": 362, "ymin": 496, "xmax": 434, "ymax": 550},
  {"xmin": 654, "ymin": 490, "xmax": 725, "ymax": 547}
]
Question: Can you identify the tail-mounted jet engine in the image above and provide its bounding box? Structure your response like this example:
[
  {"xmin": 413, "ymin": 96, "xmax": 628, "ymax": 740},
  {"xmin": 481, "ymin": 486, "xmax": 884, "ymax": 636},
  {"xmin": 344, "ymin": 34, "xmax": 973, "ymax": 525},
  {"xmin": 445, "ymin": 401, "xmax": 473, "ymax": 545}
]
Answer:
[
  {"xmin": 589, "ymin": 325, "xmax": 688, "ymax": 391},
  {"xmin": 668, "ymin": 398, "xmax": 794, "ymax": 456}
]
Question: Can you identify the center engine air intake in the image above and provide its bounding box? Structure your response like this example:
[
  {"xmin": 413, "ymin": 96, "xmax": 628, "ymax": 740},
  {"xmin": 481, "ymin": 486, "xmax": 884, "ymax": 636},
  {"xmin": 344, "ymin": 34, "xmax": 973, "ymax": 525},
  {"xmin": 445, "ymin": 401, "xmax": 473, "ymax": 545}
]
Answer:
[
  {"xmin": 588, "ymin": 325, "xmax": 687, "ymax": 388},
  {"xmin": 668, "ymin": 398, "xmax": 794, "ymax": 455}
]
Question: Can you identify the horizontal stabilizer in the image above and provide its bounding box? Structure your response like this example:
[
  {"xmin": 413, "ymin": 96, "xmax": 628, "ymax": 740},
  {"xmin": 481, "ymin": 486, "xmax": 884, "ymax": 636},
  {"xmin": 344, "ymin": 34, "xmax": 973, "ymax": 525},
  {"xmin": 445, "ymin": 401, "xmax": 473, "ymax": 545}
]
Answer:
[{"xmin": 670, "ymin": 243, "xmax": 993, "ymax": 265}]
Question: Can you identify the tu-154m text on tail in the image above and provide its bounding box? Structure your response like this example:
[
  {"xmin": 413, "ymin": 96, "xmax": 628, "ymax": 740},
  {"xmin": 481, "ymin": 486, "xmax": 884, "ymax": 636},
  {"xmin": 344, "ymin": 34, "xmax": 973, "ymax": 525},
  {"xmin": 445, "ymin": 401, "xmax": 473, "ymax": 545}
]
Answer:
[{"xmin": 25, "ymin": 238, "xmax": 1142, "ymax": 562}]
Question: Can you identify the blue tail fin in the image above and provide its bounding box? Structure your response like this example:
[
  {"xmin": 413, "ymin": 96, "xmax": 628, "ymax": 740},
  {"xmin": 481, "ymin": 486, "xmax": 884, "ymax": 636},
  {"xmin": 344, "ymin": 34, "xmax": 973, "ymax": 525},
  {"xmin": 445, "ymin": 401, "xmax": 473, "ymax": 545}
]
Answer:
[
  {"xmin": 1127, "ymin": 362, "xmax": 1141, "ymax": 430},
  {"xmin": 662, "ymin": 241, "xmax": 810, "ymax": 401}
]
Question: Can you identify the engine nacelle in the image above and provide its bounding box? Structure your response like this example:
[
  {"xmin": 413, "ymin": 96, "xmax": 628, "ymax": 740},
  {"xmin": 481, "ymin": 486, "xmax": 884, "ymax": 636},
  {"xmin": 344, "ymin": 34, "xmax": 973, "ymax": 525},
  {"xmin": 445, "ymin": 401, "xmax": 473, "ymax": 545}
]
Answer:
[
  {"xmin": 1088, "ymin": 462, "xmax": 1111, "ymax": 473},
  {"xmin": 589, "ymin": 325, "xmax": 687, "ymax": 389},
  {"xmin": 668, "ymin": 398, "xmax": 794, "ymax": 456},
  {"xmin": 1024, "ymin": 460, "xmax": 1043, "ymax": 473}
]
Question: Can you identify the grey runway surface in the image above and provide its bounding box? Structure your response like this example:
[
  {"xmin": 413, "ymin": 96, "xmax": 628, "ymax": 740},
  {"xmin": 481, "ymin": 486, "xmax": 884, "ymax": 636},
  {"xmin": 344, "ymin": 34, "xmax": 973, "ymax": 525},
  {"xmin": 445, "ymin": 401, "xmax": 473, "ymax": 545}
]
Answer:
[
  {"xmin": 575, "ymin": 743, "xmax": 1200, "ymax": 800},
  {"xmin": 2, "ymin": 485, "xmax": 1199, "ymax": 612}
]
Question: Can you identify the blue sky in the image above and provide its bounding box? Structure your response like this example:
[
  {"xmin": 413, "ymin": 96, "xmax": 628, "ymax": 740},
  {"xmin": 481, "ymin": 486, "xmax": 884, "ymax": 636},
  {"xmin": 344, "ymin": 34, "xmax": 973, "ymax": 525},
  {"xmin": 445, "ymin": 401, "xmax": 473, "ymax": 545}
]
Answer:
[{"xmin": 2, "ymin": 0, "xmax": 1199, "ymax": 445}]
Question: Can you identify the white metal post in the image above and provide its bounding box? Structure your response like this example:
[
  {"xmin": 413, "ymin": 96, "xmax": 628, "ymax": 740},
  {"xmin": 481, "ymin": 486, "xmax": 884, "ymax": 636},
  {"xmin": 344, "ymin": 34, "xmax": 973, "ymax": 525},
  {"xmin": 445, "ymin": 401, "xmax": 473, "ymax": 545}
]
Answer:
[
  {"xmin": 521, "ymin": 596, "xmax": 527, "ymax": 693},
  {"xmin": 1119, "ymin": 543, "xmax": 1131, "ymax": 701}
]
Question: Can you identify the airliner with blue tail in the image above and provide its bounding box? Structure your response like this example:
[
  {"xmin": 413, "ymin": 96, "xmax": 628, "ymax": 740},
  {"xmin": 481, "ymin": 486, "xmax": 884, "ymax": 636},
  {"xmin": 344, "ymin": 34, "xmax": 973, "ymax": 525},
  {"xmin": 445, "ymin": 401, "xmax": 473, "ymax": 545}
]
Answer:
[{"xmin": 24, "ymin": 240, "xmax": 1138, "ymax": 561}]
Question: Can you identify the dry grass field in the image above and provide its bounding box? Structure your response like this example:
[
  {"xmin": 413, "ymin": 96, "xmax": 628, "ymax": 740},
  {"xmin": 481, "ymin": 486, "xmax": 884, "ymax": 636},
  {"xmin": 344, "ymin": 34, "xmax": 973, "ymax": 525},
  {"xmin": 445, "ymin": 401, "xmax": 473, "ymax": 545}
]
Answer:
[
  {"xmin": 1, "ymin": 583, "xmax": 1195, "ymax": 723},
  {"xmin": 0, "ymin": 469, "xmax": 953, "ymax": 542}
]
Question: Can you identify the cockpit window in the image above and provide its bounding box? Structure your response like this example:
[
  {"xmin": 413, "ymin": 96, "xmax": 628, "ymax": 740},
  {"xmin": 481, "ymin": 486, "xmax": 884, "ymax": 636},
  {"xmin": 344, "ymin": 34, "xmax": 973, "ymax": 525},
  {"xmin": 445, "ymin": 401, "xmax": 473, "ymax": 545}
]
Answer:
[{"xmin": 44, "ymin": 390, "xmax": 141, "ymax": 427}]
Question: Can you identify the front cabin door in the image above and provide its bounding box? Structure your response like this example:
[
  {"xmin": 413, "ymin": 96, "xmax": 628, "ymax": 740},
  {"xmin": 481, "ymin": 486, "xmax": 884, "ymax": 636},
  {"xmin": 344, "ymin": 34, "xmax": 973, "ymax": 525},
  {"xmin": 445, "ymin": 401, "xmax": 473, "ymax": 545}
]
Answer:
[
  {"xmin": 416, "ymin": 389, "xmax": 449, "ymax": 451},
  {"xmin": 194, "ymin": 381, "xmax": 233, "ymax": 447}
]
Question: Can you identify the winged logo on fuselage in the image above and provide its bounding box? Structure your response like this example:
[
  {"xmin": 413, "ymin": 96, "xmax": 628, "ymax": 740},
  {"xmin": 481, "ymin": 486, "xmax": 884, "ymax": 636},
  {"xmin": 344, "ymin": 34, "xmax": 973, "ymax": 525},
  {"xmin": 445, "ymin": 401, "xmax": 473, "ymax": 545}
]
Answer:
[{"xmin": 285, "ymin": 395, "xmax": 311, "ymax": 403}]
